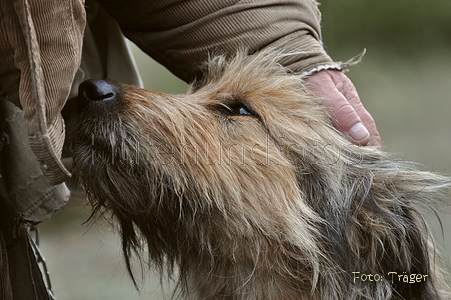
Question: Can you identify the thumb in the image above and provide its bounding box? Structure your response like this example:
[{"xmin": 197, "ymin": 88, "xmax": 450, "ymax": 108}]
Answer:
[
  {"xmin": 328, "ymin": 70, "xmax": 381, "ymax": 147},
  {"xmin": 305, "ymin": 70, "xmax": 381, "ymax": 147}
]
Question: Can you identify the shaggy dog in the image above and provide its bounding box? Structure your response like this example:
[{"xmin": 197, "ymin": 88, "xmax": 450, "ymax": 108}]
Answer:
[{"xmin": 73, "ymin": 51, "xmax": 450, "ymax": 299}]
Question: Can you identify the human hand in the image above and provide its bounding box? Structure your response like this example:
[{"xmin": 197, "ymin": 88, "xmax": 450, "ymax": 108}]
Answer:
[{"xmin": 304, "ymin": 70, "xmax": 381, "ymax": 148}]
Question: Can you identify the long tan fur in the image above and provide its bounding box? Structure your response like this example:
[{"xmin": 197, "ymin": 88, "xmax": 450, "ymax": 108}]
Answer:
[{"xmin": 73, "ymin": 50, "xmax": 450, "ymax": 299}]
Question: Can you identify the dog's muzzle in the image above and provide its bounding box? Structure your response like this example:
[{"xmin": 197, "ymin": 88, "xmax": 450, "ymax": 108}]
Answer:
[{"xmin": 77, "ymin": 79, "xmax": 118, "ymax": 113}]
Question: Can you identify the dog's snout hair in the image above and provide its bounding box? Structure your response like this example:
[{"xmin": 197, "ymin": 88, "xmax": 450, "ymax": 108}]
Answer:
[{"xmin": 73, "ymin": 50, "xmax": 450, "ymax": 299}]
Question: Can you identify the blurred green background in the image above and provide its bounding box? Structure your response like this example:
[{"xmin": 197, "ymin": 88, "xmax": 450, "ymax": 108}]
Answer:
[{"xmin": 39, "ymin": 1, "xmax": 451, "ymax": 299}]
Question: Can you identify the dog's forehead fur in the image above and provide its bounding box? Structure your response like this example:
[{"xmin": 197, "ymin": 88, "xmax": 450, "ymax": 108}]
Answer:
[{"xmin": 105, "ymin": 51, "xmax": 344, "ymax": 171}]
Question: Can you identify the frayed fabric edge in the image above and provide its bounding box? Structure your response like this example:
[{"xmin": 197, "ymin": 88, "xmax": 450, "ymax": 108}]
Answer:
[
  {"xmin": 298, "ymin": 64, "xmax": 343, "ymax": 78},
  {"xmin": 298, "ymin": 48, "xmax": 367, "ymax": 78}
]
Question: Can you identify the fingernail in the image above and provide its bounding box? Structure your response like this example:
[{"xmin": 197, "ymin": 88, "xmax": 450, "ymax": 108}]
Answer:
[{"xmin": 349, "ymin": 123, "xmax": 370, "ymax": 142}]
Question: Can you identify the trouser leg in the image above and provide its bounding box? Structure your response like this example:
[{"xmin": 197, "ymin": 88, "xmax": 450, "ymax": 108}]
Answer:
[
  {"xmin": 0, "ymin": 229, "xmax": 12, "ymax": 300},
  {"xmin": 0, "ymin": 201, "xmax": 50, "ymax": 300}
]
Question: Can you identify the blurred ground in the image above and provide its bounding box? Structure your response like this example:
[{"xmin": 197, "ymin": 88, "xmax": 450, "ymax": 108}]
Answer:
[{"xmin": 38, "ymin": 2, "xmax": 451, "ymax": 298}]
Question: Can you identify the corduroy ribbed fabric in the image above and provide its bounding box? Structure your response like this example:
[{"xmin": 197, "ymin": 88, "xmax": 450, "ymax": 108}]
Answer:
[
  {"xmin": 96, "ymin": 0, "xmax": 336, "ymax": 83},
  {"xmin": 0, "ymin": 0, "xmax": 142, "ymax": 225},
  {"xmin": 0, "ymin": 0, "xmax": 85, "ymax": 185}
]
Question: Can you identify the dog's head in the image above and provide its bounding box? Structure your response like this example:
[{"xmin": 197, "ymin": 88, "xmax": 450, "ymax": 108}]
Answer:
[
  {"xmin": 73, "ymin": 50, "xmax": 450, "ymax": 299},
  {"xmin": 73, "ymin": 50, "xmax": 362, "ymax": 215}
]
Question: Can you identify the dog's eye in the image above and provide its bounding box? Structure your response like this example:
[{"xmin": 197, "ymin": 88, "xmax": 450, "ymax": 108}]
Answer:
[
  {"xmin": 216, "ymin": 102, "xmax": 253, "ymax": 116},
  {"xmin": 237, "ymin": 106, "xmax": 250, "ymax": 115}
]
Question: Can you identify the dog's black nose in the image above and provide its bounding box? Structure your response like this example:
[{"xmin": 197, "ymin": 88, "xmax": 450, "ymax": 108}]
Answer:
[{"xmin": 78, "ymin": 79, "xmax": 118, "ymax": 113}]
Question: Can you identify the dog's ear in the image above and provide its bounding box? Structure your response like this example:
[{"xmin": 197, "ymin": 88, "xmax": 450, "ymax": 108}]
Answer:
[
  {"xmin": 294, "ymin": 143, "xmax": 450, "ymax": 298},
  {"xmin": 344, "ymin": 152, "xmax": 450, "ymax": 298},
  {"xmin": 351, "ymin": 155, "xmax": 450, "ymax": 298}
]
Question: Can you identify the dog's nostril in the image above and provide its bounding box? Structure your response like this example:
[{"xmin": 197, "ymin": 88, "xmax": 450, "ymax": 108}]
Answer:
[
  {"xmin": 78, "ymin": 79, "xmax": 118, "ymax": 113},
  {"xmin": 80, "ymin": 79, "xmax": 117, "ymax": 101}
]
